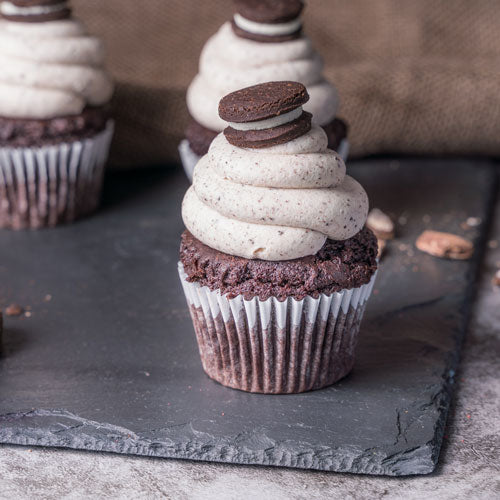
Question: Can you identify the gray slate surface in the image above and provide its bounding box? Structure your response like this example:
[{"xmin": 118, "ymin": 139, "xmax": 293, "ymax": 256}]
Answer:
[{"xmin": 0, "ymin": 159, "xmax": 495, "ymax": 477}]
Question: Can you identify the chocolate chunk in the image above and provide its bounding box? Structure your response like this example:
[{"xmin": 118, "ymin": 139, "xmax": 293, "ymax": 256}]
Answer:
[
  {"xmin": 5, "ymin": 304, "xmax": 23, "ymax": 317},
  {"xmin": 0, "ymin": 106, "xmax": 110, "ymax": 148},
  {"xmin": 180, "ymin": 228, "xmax": 378, "ymax": 301},
  {"xmin": 367, "ymin": 208, "xmax": 395, "ymax": 240},
  {"xmin": 231, "ymin": 20, "xmax": 302, "ymax": 43},
  {"xmin": 224, "ymin": 110, "xmax": 311, "ymax": 148},
  {"xmin": 416, "ymin": 230, "xmax": 474, "ymax": 260},
  {"xmin": 185, "ymin": 119, "xmax": 218, "ymax": 156},
  {"xmin": 322, "ymin": 117, "xmax": 349, "ymax": 151},
  {"xmin": 219, "ymin": 81, "xmax": 309, "ymax": 123},
  {"xmin": 233, "ymin": 0, "xmax": 304, "ymax": 24}
]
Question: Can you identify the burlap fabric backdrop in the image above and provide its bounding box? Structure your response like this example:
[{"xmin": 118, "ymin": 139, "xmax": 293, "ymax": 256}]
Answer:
[{"xmin": 73, "ymin": 0, "xmax": 500, "ymax": 168}]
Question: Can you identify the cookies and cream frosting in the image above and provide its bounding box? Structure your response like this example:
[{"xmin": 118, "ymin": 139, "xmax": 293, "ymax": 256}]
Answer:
[
  {"xmin": 0, "ymin": 17, "xmax": 114, "ymax": 119},
  {"xmin": 187, "ymin": 22, "xmax": 339, "ymax": 132},
  {"xmin": 182, "ymin": 125, "xmax": 368, "ymax": 261}
]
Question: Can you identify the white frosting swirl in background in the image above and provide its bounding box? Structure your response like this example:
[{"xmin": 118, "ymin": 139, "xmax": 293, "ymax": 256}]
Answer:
[
  {"xmin": 182, "ymin": 126, "xmax": 368, "ymax": 261},
  {"xmin": 187, "ymin": 22, "xmax": 339, "ymax": 132},
  {"xmin": 0, "ymin": 18, "xmax": 114, "ymax": 119}
]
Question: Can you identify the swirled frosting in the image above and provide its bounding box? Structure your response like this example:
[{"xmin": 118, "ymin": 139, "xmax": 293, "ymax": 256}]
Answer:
[
  {"xmin": 182, "ymin": 125, "xmax": 368, "ymax": 261},
  {"xmin": 187, "ymin": 22, "xmax": 338, "ymax": 132},
  {"xmin": 0, "ymin": 18, "xmax": 114, "ymax": 119}
]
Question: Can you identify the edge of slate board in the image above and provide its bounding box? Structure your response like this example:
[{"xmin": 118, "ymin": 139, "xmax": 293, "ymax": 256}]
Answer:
[{"xmin": 0, "ymin": 160, "xmax": 496, "ymax": 476}]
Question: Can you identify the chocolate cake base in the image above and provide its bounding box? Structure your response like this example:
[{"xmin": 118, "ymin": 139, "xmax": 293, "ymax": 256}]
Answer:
[
  {"xmin": 180, "ymin": 228, "xmax": 378, "ymax": 301},
  {"xmin": 185, "ymin": 119, "xmax": 218, "ymax": 156},
  {"xmin": 322, "ymin": 117, "xmax": 348, "ymax": 152},
  {"xmin": 0, "ymin": 106, "xmax": 110, "ymax": 148}
]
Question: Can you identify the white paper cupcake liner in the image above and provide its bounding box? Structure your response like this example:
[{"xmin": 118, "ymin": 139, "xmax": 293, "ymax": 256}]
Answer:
[
  {"xmin": 179, "ymin": 138, "xmax": 350, "ymax": 183},
  {"xmin": 0, "ymin": 121, "xmax": 114, "ymax": 229},
  {"xmin": 179, "ymin": 262, "xmax": 376, "ymax": 394}
]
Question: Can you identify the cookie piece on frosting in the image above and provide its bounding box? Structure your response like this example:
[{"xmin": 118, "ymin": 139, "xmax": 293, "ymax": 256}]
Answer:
[
  {"xmin": 232, "ymin": 0, "xmax": 304, "ymax": 42},
  {"xmin": 0, "ymin": 0, "xmax": 71, "ymax": 22},
  {"xmin": 220, "ymin": 81, "xmax": 312, "ymax": 148},
  {"xmin": 219, "ymin": 81, "xmax": 308, "ymax": 122}
]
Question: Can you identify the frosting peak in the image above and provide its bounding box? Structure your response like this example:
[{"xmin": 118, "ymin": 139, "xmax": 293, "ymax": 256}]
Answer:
[{"xmin": 182, "ymin": 125, "xmax": 368, "ymax": 261}]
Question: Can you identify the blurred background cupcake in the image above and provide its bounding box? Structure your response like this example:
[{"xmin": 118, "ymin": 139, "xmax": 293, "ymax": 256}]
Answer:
[
  {"xmin": 179, "ymin": 82, "xmax": 378, "ymax": 394},
  {"xmin": 0, "ymin": 0, "xmax": 114, "ymax": 229},
  {"xmin": 179, "ymin": 0, "xmax": 349, "ymax": 181}
]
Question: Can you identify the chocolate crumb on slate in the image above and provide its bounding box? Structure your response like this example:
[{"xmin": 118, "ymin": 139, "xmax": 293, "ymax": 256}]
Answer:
[
  {"xmin": 377, "ymin": 238, "xmax": 386, "ymax": 260},
  {"xmin": 367, "ymin": 208, "xmax": 395, "ymax": 240},
  {"xmin": 492, "ymin": 270, "xmax": 500, "ymax": 287},
  {"xmin": 5, "ymin": 304, "xmax": 24, "ymax": 317},
  {"xmin": 416, "ymin": 230, "xmax": 474, "ymax": 260}
]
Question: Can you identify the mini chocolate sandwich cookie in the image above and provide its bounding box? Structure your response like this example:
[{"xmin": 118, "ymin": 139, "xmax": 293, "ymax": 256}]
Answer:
[
  {"xmin": 232, "ymin": 0, "xmax": 304, "ymax": 43},
  {"xmin": 1, "ymin": 0, "xmax": 71, "ymax": 22},
  {"xmin": 219, "ymin": 81, "xmax": 312, "ymax": 148}
]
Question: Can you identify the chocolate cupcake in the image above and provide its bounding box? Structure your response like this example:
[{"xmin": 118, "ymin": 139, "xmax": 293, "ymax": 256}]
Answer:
[
  {"xmin": 179, "ymin": 82, "xmax": 377, "ymax": 394},
  {"xmin": 0, "ymin": 0, "xmax": 114, "ymax": 229},
  {"xmin": 179, "ymin": 0, "xmax": 349, "ymax": 182}
]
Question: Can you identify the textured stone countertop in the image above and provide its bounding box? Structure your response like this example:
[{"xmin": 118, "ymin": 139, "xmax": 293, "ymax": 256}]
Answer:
[{"xmin": 1, "ymin": 164, "xmax": 499, "ymax": 500}]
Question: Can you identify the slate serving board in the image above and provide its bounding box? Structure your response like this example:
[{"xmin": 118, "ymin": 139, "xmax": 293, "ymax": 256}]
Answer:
[{"xmin": 0, "ymin": 159, "xmax": 495, "ymax": 476}]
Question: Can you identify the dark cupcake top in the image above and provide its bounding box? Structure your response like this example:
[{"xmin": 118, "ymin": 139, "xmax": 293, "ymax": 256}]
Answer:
[{"xmin": 180, "ymin": 228, "xmax": 378, "ymax": 301}]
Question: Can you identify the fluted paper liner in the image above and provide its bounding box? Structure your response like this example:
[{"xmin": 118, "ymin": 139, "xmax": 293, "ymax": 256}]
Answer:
[
  {"xmin": 179, "ymin": 262, "xmax": 376, "ymax": 394},
  {"xmin": 0, "ymin": 121, "xmax": 114, "ymax": 229},
  {"xmin": 178, "ymin": 138, "xmax": 350, "ymax": 183}
]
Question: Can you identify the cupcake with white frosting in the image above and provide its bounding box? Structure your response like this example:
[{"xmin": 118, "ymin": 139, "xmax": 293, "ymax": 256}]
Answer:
[
  {"xmin": 179, "ymin": 0, "xmax": 349, "ymax": 181},
  {"xmin": 179, "ymin": 82, "xmax": 377, "ymax": 394},
  {"xmin": 0, "ymin": 0, "xmax": 114, "ymax": 229}
]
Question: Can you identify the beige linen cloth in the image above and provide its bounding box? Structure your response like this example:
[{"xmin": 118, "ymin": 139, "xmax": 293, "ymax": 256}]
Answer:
[{"xmin": 73, "ymin": 0, "xmax": 500, "ymax": 167}]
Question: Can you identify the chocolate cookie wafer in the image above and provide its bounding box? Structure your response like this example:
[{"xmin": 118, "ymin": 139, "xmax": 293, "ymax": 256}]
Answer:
[
  {"xmin": 1, "ymin": 0, "xmax": 71, "ymax": 22},
  {"xmin": 231, "ymin": 0, "xmax": 304, "ymax": 43},
  {"xmin": 219, "ymin": 81, "xmax": 312, "ymax": 148}
]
